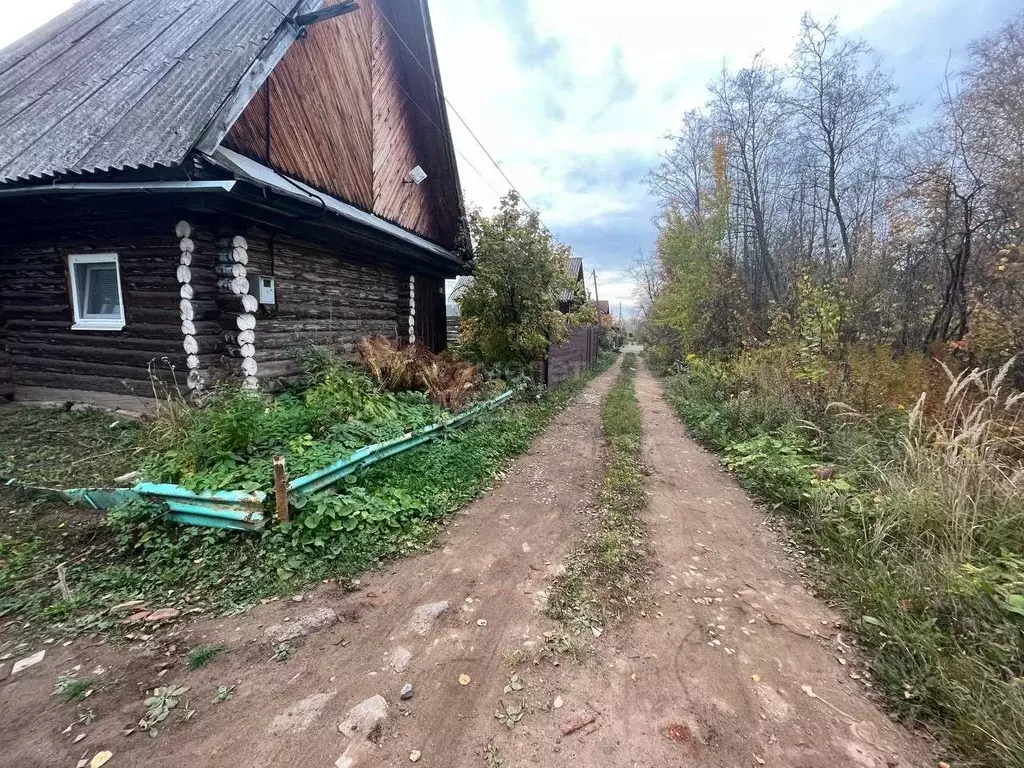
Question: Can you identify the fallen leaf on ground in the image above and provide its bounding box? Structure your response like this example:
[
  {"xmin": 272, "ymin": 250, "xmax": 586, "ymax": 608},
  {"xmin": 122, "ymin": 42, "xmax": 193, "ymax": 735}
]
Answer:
[
  {"xmin": 90, "ymin": 751, "xmax": 113, "ymax": 768},
  {"xmin": 751, "ymin": 674, "xmax": 761, "ymax": 682},
  {"xmin": 458, "ymin": 674, "xmax": 471, "ymax": 686}
]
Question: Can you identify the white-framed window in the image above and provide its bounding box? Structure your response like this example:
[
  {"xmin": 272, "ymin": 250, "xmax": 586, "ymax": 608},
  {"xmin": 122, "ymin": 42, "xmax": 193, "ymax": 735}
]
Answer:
[{"xmin": 68, "ymin": 253, "xmax": 125, "ymax": 331}]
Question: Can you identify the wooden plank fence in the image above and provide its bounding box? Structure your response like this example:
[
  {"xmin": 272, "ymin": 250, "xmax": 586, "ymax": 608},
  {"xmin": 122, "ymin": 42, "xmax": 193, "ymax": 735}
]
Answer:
[{"xmin": 544, "ymin": 325, "xmax": 600, "ymax": 387}]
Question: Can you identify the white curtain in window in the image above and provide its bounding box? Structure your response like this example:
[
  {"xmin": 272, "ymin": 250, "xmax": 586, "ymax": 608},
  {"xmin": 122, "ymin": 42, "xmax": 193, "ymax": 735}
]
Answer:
[{"xmin": 75, "ymin": 263, "xmax": 121, "ymax": 317}]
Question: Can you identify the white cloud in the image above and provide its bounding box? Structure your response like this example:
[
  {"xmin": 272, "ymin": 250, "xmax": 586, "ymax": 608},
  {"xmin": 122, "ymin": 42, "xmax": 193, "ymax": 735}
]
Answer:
[
  {"xmin": 426, "ymin": 0, "xmax": 909, "ymax": 311},
  {"xmin": 4, "ymin": 0, "xmax": 1012, "ymax": 317},
  {"xmin": 430, "ymin": 0, "xmax": 903, "ymax": 226},
  {"xmin": 428, "ymin": 0, "xmax": 1015, "ymax": 314}
]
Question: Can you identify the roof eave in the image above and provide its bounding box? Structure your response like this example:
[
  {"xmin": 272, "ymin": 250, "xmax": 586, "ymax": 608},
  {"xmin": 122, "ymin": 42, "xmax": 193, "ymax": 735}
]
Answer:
[{"xmin": 206, "ymin": 146, "xmax": 464, "ymax": 273}]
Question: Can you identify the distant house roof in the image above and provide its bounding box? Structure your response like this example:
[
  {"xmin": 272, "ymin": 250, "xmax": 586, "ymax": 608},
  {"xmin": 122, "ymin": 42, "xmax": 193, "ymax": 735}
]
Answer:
[
  {"xmin": 0, "ymin": 0, "xmax": 314, "ymax": 183},
  {"xmin": 560, "ymin": 256, "xmax": 585, "ymax": 304},
  {"xmin": 450, "ymin": 274, "xmax": 475, "ymax": 301},
  {"xmin": 595, "ymin": 300, "xmax": 610, "ymax": 315}
]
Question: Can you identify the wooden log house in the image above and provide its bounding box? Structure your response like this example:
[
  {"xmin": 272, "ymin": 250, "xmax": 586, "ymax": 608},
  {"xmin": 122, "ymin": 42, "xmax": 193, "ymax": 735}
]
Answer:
[{"xmin": 0, "ymin": 0, "xmax": 466, "ymax": 409}]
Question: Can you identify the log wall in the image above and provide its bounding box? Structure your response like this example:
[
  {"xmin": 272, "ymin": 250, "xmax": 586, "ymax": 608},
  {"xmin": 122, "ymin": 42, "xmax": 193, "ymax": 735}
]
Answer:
[
  {"xmin": 243, "ymin": 227, "xmax": 406, "ymax": 387},
  {"xmin": 0, "ymin": 200, "xmax": 225, "ymax": 399},
  {"xmin": 0, "ymin": 198, "xmax": 443, "ymax": 401}
]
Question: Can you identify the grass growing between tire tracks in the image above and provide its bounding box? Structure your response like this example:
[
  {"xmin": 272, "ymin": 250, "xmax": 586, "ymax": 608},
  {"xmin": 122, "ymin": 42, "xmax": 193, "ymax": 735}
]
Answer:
[{"xmin": 547, "ymin": 353, "xmax": 651, "ymax": 638}]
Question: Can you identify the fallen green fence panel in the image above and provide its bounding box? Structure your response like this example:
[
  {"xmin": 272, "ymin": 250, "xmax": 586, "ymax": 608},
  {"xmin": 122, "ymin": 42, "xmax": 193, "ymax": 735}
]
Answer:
[
  {"xmin": 287, "ymin": 388, "xmax": 517, "ymax": 499},
  {"xmin": 61, "ymin": 487, "xmax": 139, "ymax": 509},
  {"xmin": 132, "ymin": 483, "xmax": 267, "ymax": 532},
  {"xmin": 4, "ymin": 388, "xmax": 515, "ymax": 532},
  {"xmin": 2, "ymin": 479, "xmax": 138, "ymax": 510}
]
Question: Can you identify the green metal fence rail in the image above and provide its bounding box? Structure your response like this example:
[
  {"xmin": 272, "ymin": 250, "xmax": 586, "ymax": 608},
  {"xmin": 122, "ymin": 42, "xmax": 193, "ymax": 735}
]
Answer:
[
  {"xmin": 7, "ymin": 388, "xmax": 517, "ymax": 533},
  {"xmin": 287, "ymin": 388, "xmax": 516, "ymax": 498}
]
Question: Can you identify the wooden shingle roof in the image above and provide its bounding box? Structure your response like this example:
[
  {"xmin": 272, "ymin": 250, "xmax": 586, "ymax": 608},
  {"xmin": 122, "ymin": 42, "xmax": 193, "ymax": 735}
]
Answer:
[{"xmin": 0, "ymin": 0, "xmax": 314, "ymax": 183}]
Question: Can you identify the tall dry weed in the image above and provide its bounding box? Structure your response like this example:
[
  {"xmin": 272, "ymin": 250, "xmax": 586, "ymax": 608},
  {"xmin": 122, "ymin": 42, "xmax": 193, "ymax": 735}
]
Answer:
[{"xmin": 884, "ymin": 356, "xmax": 1024, "ymax": 559}]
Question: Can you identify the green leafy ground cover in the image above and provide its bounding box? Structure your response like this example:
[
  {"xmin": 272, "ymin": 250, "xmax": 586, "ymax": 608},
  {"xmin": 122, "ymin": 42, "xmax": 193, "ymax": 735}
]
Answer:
[
  {"xmin": 662, "ymin": 357, "xmax": 1024, "ymax": 768},
  {"xmin": 141, "ymin": 351, "xmax": 453, "ymax": 492},
  {"xmin": 547, "ymin": 353, "xmax": 650, "ymax": 637},
  {"xmin": 0, "ymin": 352, "xmax": 616, "ymax": 638}
]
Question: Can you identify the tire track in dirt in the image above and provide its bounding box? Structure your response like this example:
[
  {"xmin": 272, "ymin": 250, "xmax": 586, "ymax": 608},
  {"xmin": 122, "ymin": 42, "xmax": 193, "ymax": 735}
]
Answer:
[
  {"xmin": 493, "ymin": 361, "xmax": 934, "ymax": 768},
  {"xmin": 0, "ymin": 360, "xmax": 620, "ymax": 768}
]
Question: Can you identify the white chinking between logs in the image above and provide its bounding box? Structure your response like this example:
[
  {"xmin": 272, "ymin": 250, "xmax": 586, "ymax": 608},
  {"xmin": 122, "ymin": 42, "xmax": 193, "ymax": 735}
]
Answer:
[
  {"xmin": 219, "ymin": 235, "xmax": 258, "ymax": 390},
  {"xmin": 175, "ymin": 221, "xmax": 205, "ymax": 394},
  {"xmin": 408, "ymin": 275, "xmax": 416, "ymax": 345}
]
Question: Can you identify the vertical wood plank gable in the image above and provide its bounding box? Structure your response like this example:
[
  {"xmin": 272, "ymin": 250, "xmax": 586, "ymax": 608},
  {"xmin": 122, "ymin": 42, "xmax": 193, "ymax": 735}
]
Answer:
[
  {"xmin": 370, "ymin": 0, "xmax": 460, "ymax": 248},
  {"xmin": 223, "ymin": 0, "xmax": 373, "ymax": 209},
  {"xmin": 222, "ymin": 0, "xmax": 462, "ymax": 251}
]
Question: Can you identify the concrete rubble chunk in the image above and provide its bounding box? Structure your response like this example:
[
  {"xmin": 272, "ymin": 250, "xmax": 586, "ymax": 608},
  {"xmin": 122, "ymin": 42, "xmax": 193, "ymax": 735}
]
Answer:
[
  {"xmin": 264, "ymin": 607, "xmax": 338, "ymax": 643},
  {"xmin": 335, "ymin": 742, "xmax": 375, "ymax": 768},
  {"xmin": 390, "ymin": 646, "xmax": 412, "ymax": 673},
  {"xmin": 409, "ymin": 601, "xmax": 449, "ymax": 635},
  {"xmin": 12, "ymin": 650, "xmax": 45, "ymax": 675},
  {"xmin": 338, "ymin": 694, "xmax": 388, "ymax": 744}
]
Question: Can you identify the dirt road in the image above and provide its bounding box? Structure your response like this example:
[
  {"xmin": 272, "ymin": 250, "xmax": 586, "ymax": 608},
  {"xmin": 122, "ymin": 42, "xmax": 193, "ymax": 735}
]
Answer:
[
  {"xmin": 505, "ymin": 363, "xmax": 932, "ymax": 768},
  {"xmin": 1, "ymin": 358, "xmax": 931, "ymax": 768}
]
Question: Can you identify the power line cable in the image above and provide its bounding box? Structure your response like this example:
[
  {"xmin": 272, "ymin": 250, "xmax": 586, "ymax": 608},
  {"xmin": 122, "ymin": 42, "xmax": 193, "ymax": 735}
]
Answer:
[
  {"xmin": 389, "ymin": 77, "xmax": 505, "ymax": 202},
  {"xmin": 377, "ymin": 11, "xmax": 541, "ymax": 217}
]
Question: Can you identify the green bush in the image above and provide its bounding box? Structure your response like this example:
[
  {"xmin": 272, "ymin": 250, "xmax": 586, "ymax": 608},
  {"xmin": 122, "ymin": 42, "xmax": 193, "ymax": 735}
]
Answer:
[
  {"xmin": 142, "ymin": 351, "xmax": 445, "ymax": 492},
  {"xmin": 723, "ymin": 432, "xmax": 819, "ymax": 507}
]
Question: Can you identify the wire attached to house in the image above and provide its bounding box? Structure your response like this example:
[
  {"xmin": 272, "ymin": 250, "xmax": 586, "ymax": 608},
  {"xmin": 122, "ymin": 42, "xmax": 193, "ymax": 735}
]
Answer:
[
  {"xmin": 377, "ymin": 11, "xmax": 544, "ymax": 220},
  {"xmin": 388, "ymin": 77, "xmax": 505, "ymax": 202}
]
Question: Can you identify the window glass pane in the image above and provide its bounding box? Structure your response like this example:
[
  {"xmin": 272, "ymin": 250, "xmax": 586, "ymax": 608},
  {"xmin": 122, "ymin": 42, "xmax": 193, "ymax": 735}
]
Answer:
[{"xmin": 74, "ymin": 261, "xmax": 122, "ymax": 319}]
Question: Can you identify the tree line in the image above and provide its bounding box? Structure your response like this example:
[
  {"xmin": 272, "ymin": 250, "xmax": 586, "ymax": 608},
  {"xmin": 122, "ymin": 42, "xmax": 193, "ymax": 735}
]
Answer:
[{"xmin": 638, "ymin": 12, "xmax": 1024, "ymax": 365}]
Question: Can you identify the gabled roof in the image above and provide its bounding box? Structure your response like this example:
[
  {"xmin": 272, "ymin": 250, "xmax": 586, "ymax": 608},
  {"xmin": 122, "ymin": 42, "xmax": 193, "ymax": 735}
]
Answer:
[
  {"xmin": 595, "ymin": 300, "xmax": 610, "ymax": 315},
  {"xmin": 0, "ymin": 0, "xmax": 315, "ymax": 183},
  {"xmin": 560, "ymin": 256, "xmax": 586, "ymax": 304}
]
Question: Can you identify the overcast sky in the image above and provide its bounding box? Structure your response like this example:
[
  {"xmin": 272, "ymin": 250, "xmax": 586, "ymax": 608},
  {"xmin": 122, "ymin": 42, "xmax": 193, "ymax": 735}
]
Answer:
[{"xmin": 3, "ymin": 0, "xmax": 1020, "ymax": 315}]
